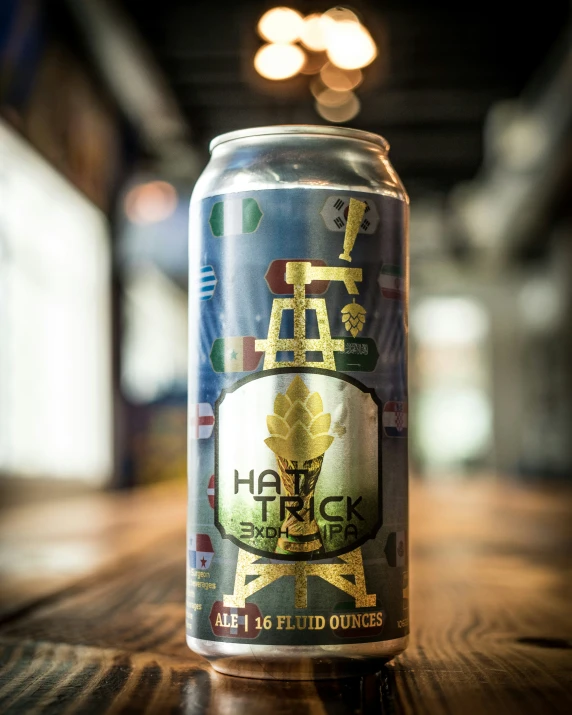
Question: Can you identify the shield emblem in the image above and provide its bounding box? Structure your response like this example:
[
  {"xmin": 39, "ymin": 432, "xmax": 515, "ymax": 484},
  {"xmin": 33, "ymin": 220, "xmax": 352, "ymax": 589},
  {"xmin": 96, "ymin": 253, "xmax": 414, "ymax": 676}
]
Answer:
[{"xmin": 214, "ymin": 368, "xmax": 383, "ymax": 560}]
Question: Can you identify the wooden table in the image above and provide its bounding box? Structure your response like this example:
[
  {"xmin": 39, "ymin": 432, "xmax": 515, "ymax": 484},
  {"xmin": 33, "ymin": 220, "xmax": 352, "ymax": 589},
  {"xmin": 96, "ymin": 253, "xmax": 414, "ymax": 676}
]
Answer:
[{"xmin": 0, "ymin": 477, "xmax": 571, "ymax": 714}]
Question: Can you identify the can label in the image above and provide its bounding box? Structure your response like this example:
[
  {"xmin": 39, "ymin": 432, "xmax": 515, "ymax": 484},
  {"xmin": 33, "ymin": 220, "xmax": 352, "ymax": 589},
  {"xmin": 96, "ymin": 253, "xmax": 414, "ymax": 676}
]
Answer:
[{"xmin": 188, "ymin": 188, "xmax": 408, "ymax": 646}]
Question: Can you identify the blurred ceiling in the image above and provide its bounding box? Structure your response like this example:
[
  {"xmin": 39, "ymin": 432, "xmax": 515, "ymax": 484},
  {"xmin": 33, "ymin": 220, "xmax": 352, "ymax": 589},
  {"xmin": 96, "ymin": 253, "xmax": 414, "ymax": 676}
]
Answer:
[{"xmin": 117, "ymin": 0, "xmax": 570, "ymax": 195}]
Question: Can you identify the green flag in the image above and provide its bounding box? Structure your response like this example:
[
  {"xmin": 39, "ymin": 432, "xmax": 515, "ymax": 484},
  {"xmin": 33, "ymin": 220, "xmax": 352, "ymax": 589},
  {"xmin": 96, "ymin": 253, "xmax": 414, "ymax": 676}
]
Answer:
[
  {"xmin": 210, "ymin": 337, "xmax": 263, "ymax": 373},
  {"xmin": 209, "ymin": 198, "xmax": 263, "ymax": 237},
  {"xmin": 334, "ymin": 337, "xmax": 379, "ymax": 372}
]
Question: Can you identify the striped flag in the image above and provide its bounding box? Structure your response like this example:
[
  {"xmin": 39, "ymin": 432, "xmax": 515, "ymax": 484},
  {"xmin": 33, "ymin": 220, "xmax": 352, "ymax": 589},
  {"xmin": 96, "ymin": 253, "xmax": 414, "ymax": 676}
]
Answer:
[
  {"xmin": 188, "ymin": 534, "xmax": 214, "ymax": 570},
  {"xmin": 378, "ymin": 264, "xmax": 405, "ymax": 300},
  {"xmin": 198, "ymin": 265, "xmax": 217, "ymax": 301},
  {"xmin": 209, "ymin": 198, "xmax": 263, "ymax": 237},
  {"xmin": 210, "ymin": 336, "xmax": 263, "ymax": 373},
  {"xmin": 383, "ymin": 401, "xmax": 408, "ymax": 438},
  {"xmin": 207, "ymin": 474, "xmax": 215, "ymax": 509},
  {"xmin": 189, "ymin": 403, "xmax": 215, "ymax": 439}
]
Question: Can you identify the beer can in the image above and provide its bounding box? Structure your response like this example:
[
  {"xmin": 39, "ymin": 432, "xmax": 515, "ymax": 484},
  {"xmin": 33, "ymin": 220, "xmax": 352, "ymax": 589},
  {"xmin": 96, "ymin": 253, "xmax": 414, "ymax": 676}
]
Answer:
[{"xmin": 187, "ymin": 126, "xmax": 409, "ymax": 680}]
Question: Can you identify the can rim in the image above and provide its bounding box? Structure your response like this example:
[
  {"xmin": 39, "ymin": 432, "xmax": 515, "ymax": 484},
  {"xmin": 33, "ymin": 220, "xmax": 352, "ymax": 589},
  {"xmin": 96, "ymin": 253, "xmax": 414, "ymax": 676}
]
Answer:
[{"xmin": 209, "ymin": 125, "xmax": 389, "ymax": 153}]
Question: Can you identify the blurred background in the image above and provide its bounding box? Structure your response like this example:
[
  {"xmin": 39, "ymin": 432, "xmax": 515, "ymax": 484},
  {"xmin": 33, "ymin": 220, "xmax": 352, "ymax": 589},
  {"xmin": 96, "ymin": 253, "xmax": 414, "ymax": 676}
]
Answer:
[{"xmin": 1, "ymin": 0, "xmax": 571, "ymax": 502}]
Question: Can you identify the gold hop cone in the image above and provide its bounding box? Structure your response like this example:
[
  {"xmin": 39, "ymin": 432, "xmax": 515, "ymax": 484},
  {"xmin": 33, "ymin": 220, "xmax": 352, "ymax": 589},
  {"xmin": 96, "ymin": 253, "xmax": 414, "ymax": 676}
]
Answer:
[
  {"xmin": 341, "ymin": 298, "xmax": 366, "ymax": 338},
  {"xmin": 265, "ymin": 376, "xmax": 334, "ymax": 463}
]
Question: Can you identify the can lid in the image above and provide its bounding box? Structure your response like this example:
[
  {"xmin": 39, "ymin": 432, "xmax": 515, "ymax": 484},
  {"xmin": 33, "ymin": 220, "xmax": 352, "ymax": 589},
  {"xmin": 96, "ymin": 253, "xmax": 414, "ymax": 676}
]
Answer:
[{"xmin": 209, "ymin": 125, "xmax": 389, "ymax": 153}]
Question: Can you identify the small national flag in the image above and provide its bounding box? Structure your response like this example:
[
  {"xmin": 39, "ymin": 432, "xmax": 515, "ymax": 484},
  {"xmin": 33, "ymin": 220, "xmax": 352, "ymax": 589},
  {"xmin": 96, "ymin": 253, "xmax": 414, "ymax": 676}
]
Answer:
[
  {"xmin": 189, "ymin": 403, "xmax": 215, "ymax": 439},
  {"xmin": 207, "ymin": 474, "xmax": 215, "ymax": 509},
  {"xmin": 383, "ymin": 401, "xmax": 408, "ymax": 438},
  {"xmin": 210, "ymin": 337, "xmax": 263, "ymax": 373},
  {"xmin": 209, "ymin": 601, "xmax": 262, "ymax": 639},
  {"xmin": 320, "ymin": 196, "xmax": 379, "ymax": 234},
  {"xmin": 264, "ymin": 259, "xmax": 328, "ymax": 295},
  {"xmin": 334, "ymin": 337, "xmax": 379, "ymax": 372},
  {"xmin": 384, "ymin": 530, "xmax": 408, "ymax": 568},
  {"xmin": 198, "ymin": 265, "xmax": 217, "ymax": 301},
  {"xmin": 188, "ymin": 534, "xmax": 214, "ymax": 570},
  {"xmin": 209, "ymin": 198, "xmax": 263, "ymax": 237},
  {"xmin": 378, "ymin": 264, "xmax": 405, "ymax": 300}
]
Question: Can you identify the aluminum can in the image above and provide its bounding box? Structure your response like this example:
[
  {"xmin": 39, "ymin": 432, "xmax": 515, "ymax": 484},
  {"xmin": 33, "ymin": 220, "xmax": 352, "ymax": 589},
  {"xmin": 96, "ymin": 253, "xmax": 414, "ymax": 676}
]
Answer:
[{"xmin": 187, "ymin": 125, "xmax": 409, "ymax": 680}]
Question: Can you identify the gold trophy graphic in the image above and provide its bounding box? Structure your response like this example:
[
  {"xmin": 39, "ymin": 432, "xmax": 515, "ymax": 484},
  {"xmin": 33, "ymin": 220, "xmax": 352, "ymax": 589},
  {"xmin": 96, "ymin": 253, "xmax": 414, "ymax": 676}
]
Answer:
[{"xmin": 265, "ymin": 375, "xmax": 334, "ymax": 556}]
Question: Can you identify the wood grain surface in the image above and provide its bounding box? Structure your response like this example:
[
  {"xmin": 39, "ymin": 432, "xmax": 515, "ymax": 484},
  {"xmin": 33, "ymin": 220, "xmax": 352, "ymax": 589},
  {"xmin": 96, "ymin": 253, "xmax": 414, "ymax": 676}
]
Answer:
[{"xmin": 0, "ymin": 477, "xmax": 571, "ymax": 714}]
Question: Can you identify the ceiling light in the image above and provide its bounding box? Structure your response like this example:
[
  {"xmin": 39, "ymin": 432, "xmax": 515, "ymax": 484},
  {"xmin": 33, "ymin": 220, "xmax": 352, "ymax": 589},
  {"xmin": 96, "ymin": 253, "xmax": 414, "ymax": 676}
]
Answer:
[
  {"xmin": 257, "ymin": 7, "xmax": 304, "ymax": 44},
  {"xmin": 300, "ymin": 51, "xmax": 326, "ymax": 75},
  {"xmin": 124, "ymin": 181, "xmax": 178, "ymax": 225},
  {"xmin": 315, "ymin": 90, "xmax": 360, "ymax": 123},
  {"xmin": 315, "ymin": 88, "xmax": 353, "ymax": 108},
  {"xmin": 326, "ymin": 21, "xmax": 377, "ymax": 70},
  {"xmin": 320, "ymin": 62, "xmax": 363, "ymax": 91},
  {"xmin": 323, "ymin": 7, "xmax": 360, "ymax": 25},
  {"xmin": 310, "ymin": 77, "xmax": 327, "ymax": 99},
  {"xmin": 254, "ymin": 43, "xmax": 306, "ymax": 81},
  {"xmin": 300, "ymin": 13, "xmax": 329, "ymax": 51}
]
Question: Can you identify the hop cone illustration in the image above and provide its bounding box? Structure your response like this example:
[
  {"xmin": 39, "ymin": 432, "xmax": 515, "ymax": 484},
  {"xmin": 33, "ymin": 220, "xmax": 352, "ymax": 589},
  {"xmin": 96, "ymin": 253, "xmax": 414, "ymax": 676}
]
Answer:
[
  {"xmin": 265, "ymin": 375, "xmax": 333, "ymax": 462},
  {"xmin": 265, "ymin": 376, "xmax": 334, "ymax": 555},
  {"xmin": 341, "ymin": 299, "xmax": 366, "ymax": 338}
]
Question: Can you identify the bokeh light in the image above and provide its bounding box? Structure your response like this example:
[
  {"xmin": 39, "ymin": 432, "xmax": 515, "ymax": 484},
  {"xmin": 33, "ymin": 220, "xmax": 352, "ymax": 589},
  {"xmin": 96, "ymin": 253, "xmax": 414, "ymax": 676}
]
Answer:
[
  {"xmin": 300, "ymin": 14, "xmax": 329, "ymax": 51},
  {"xmin": 315, "ymin": 90, "xmax": 360, "ymax": 123},
  {"xmin": 253, "ymin": 4, "xmax": 375, "ymax": 120},
  {"xmin": 257, "ymin": 7, "xmax": 304, "ymax": 44},
  {"xmin": 315, "ymin": 88, "xmax": 353, "ymax": 108},
  {"xmin": 326, "ymin": 21, "xmax": 377, "ymax": 70},
  {"xmin": 320, "ymin": 62, "xmax": 363, "ymax": 90},
  {"xmin": 310, "ymin": 77, "xmax": 327, "ymax": 99},
  {"xmin": 254, "ymin": 43, "xmax": 306, "ymax": 80},
  {"xmin": 322, "ymin": 7, "xmax": 360, "ymax": 25},
  {"xmin": 300, "ymin": 51, "xmax": 327, "ymax": 75},
  {"xmin": 124, "ymin": 181, "xmax": 178, "ymax": 225}
]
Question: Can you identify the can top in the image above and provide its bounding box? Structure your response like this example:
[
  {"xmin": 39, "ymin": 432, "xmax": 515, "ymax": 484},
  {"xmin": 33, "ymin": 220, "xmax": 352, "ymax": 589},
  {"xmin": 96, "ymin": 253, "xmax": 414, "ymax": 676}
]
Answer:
[{"xmin": 210, "ymin": 125, "xmax": 389, "ymax": 153}]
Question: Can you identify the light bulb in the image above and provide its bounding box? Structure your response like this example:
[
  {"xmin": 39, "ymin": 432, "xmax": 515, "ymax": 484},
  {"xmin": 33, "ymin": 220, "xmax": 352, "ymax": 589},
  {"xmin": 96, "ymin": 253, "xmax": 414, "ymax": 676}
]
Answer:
[
  {"xmin": 316, "ymin": 90, "xmax": 360, "ymax": 123},
  {"xmin": 323, "ymin": 7, "xmax": 360, "ymax": 24},
  {"xmin": 254, "ymin": 43, "xmax": 306, "ymax": 81},
  {"xmin": 300, "ymin": 13, "xmax": 328, "ymax": 51},
  {"xmin": 257, "ymin": 7, "xmax": 304, "ymax": 44},
  {"xmin": 320, "ymin": 62, "xmax": 362, "ymax": 91},
  {"xmin": 315, "ymin": 88, "xmax": 353, "ymax": 108},
  {"xmin": 326, "ymin": 20, "xmax": 377, "ymax": 70},
  {"xmin": 124, "ymin": 181, "xmax": 178, "ymax": 224}
]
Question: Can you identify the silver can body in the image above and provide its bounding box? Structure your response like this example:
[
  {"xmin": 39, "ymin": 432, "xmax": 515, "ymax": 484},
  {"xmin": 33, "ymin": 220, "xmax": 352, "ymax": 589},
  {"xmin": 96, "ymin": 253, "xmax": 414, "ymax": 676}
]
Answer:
[{"xmin": 187, "ymin": 126, "xmax": 409, "ymax": 679}]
